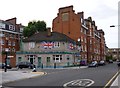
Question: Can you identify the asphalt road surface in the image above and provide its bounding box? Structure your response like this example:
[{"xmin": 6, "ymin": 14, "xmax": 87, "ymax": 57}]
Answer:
[{"xmin": 3, "ymin": 62, "xmax": 119, "ymax": 88}]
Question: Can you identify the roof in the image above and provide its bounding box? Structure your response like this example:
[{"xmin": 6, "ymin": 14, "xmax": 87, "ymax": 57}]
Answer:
[
  {"xmin": 0, "ymin": 20, "xmax": 13, "ymax": 25},
  {"xmin": 23, "ymin": 32, "xmax": 75, "ymax": 43}
]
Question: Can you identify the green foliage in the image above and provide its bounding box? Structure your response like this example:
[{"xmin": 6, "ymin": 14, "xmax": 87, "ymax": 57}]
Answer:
[
  {"xmin": 2, "ymin": 51, "xmax": 6, "ymax": 55},
  {"xmin": 23, "ymin": 20, "xmax": 47, "ymax": 37},
  {"xmin": 106, "ymin": 55, "xmax": 113, "ymax": 62}
]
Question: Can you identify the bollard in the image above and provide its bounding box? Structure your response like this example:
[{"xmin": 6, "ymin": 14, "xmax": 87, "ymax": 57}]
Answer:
[
  {"xmin": 54, "ymin": 63, "xmax": 56, "ymax": 68},
  {"xmin": 32, "ymin": 65, "xmax": 37, "ymax": 72},
  {"xmin": 32, "ymin": 68, "xmax": 37, "ymax": 72},
  {"xmin": 4, "ymin": 66, "xmax": 7, "ymax": 72},
  {"xmin": 41, "ymin": 63, "xmax": 43, "ymax": 69}
]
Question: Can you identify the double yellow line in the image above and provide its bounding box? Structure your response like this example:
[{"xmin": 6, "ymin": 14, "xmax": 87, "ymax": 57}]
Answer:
[{"xmin": 104, "ymin": 70, "xmax": 120, "ymax": 88}]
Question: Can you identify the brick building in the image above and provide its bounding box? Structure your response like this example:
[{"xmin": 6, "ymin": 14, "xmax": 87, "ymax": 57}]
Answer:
[
  {"xmin": 107, "ymin": 48, "xmax": 120, "ymax": 61},
  {"xmin": 0, "ymin": 18, "xmax": 23, "ymax": 67},
  {"xmin": 52, "ymin": 5, "xmax": 106, "ymax": 63}
]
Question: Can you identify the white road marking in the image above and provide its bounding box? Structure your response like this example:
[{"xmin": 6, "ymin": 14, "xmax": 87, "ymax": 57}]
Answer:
[{"xmin": 63, "ymin": 79, "xmax": 94, "ymax": 87}]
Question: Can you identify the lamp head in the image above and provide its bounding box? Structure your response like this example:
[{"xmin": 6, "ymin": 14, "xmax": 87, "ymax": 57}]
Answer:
[
  {"xmin": 77, "ymin": 38, "xmax": 80, "ymax": 42},
  {"xmin": 110, "ymin": 25, "xmax": 115, "ymax": 27}
]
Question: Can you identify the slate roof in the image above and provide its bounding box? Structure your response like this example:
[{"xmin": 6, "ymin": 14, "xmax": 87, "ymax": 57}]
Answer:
[{"xmin": 23, "ymin": 32, "xmax": 75, "ymax": 43}]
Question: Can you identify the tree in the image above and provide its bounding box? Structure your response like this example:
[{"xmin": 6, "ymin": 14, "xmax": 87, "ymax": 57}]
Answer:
[
  {"xmin": 23, "ymin": 20, "xmax": 47, "ymax": 37},
  {"xmin": 35, "ymin": 21, "xmax": 47, "ymax": 32},
  {"xmin": 106, "ymin": 55, "xmax": 113, "ymax": 62}
]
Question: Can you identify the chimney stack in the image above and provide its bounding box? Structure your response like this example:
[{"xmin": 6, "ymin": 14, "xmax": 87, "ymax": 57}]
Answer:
[
  {"xmin": 47, "ymin": 27, "xmax": 51, "ymax": 36},
  {"xmin": 77, "ymin": 11, "xmax": 84, "ymax": 19}
]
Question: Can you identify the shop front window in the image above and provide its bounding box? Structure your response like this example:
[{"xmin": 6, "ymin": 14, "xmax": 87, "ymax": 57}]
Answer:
[{"xmin": 53, "ymin": 55, "xmax": 62, "ymax": 62}]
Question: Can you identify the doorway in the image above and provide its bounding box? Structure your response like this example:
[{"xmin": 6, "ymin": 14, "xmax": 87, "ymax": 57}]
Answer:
[
  {"xmin": 29, "ymin": 55, "xmax": 34, "ymax": 64},
  {"xmin": 38, "ymin": 57, "xmax": 41, "ymax": 67}
]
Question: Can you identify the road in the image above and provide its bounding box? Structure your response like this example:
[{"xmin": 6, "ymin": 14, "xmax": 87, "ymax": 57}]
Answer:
[{"xmin": 3, "ymin": 62, "xmax": 119, "ymax": 88}]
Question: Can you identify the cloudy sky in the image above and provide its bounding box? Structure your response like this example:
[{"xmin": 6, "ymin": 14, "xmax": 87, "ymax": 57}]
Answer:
[{"xmin": 0, "ymin": 0, "xmax": 119, "ymax": 48}]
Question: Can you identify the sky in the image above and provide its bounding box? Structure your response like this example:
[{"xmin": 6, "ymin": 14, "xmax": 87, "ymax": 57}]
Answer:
[{"xmin": 0, "ymin": 0, "xmax": 119, "ymax": 48}]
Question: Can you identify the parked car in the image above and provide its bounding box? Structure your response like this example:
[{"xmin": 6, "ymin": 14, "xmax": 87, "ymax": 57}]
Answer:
[
  {"xmin": 117, "ymin": 62, "xmax": 120, "ymax": 67},
  {"xmin": 98, "ymin": 60, "xmax": 106, "ymax": 66},
  {"xmin": 16, "ymin": 62, "xmax": 34, "ymax": 69},
  {"xmin": 0, "ymin": 63, "xmax": 3, "ymax": 69},
  {"xmin": 108, "ymin": 60, "xmax": 113, "ymax": 63},
  {"xmin": 0, "ymin": 63, "xmax": 12, "ymax": 69},
  {"xmin": 79, "ymin": 60, "xmax": 87, "ymax": 66},
  {"xmin": 117, "ymin": 60, "xmax": 120, "ymax": 62},
  {"xmin": 88, "ymin": 61, "xmax": 98, "ymax": 67}
]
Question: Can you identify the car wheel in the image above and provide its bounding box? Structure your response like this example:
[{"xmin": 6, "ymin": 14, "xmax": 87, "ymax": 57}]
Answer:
[{"xmin": 30, "ymin": 66, "xmax": 33, "ymax": 69}]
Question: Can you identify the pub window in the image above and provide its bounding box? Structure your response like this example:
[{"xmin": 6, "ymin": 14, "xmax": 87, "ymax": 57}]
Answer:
[
  {"xmin": 29, "ymin": 42, "xmax": 35, "ymax": 49},
  {"xmin": 53, "ymin": 55, "xmax": 62, "ymax": 62},
  {"xmin": 47, "ymin": 57, "xmax": 50, "ymax": 62},
  {"xmin": 67, "ymin": 55, "xmax": 70, "ymax": 60},
  {"xmin": 53, "ymin": 55, "xmax": 55, "ymax": 60},
  {"xmin": 60, "ymin": 55, "xmax": 62, "ymax": 60},
  {"xmin": 56, "ymin": 58, "xmax": 59, "ymax": 60},
  {"xmin": 67, "ymin": 58, "xmax": 69, "ymax": 60},
  {"xmin": 54, "ymin": 42, "xmax": 60, "ymax": 48},
  {"xmin": 18, "ymin": 57, "xmax": 22, "ymax": 62}
]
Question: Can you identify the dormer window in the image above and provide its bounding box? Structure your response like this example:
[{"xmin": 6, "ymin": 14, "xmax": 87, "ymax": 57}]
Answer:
[
  {"xmin": 20, "ymin": 28, "xmax": 23, "ymax": 32},
  {"xmin": 29, "ymin": 42, "xmax": 35, "ymax": 49},
  {"xmin": 0, "ymin": 22, "xmax": 5, "ymax": 29},
  {"xmin": 9, "ymin": 25, "xmax": 15, "ymax": 31}
]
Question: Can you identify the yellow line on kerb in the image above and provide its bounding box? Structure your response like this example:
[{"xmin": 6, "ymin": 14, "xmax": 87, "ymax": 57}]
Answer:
[{"xmin": 104, "ymin": 70, "xmax": 120, "ymax": 88}]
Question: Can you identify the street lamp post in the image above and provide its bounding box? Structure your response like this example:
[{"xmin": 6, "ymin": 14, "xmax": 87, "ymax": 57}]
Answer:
[
  {"xmin": 77, "ymin": 38, "xmax": 81, "ymax": 66},
  {"xmin": 4, "ymin": 48, "xmax": 9, "ymax": 72},
  {"xmin": 110, "ymin": 25, "xmax": 120, "ymax": 61}
]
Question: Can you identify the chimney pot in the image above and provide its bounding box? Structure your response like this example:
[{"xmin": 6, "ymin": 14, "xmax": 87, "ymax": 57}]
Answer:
[{"xmin": 47, "ymin": 27, "xmax": 51, "ymax": 36}]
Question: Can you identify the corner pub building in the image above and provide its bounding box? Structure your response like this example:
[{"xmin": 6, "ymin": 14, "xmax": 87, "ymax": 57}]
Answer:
[{"xmin": 16, "ymin": 28, "xmax": 81, "ymax": 68}]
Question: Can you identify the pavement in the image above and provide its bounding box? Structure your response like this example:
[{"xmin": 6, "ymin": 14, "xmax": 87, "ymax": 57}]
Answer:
[
  {"xmin": 0, "ymin": 66, "xmax": 120, "ymax": 88},
  {"xmin": 110, "ymin": 74, "xmax": 120, "ymax": 88},
  {"xmin": 0, "ymin": 68, "xmax": 45, "ymax": 87},
  {"xmin": 0, "ymin": 66, "xmax": 88, "ymax": 87}
]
